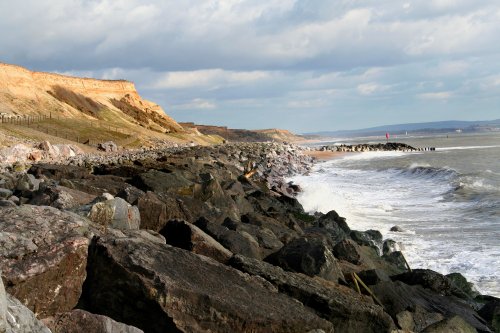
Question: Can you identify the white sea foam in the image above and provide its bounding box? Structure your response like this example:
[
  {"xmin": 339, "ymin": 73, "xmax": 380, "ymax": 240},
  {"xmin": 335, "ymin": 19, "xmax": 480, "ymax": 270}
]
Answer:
[
  {"xmin": 436, "ymin": 145, "xmax": 500, "ymax": 151},
  {"xmin": 333, "ymin": 151, "xmax": 409, "ymax": 161},
  {"xmin": 289, "ymin": 150, "xmax": 500, "ymax": 297}
]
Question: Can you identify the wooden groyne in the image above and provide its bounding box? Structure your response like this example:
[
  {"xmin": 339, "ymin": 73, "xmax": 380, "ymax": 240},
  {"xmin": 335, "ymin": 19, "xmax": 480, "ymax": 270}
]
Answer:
[{"xmin": 319, "ymin": 142, "xmax": 436, "ymax": 153}]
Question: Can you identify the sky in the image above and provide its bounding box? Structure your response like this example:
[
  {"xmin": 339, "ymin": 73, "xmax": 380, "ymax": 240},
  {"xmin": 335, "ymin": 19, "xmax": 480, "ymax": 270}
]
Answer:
[{"xmin": 1, "ymin": 0, "xmax": 500, "ymax": 133}]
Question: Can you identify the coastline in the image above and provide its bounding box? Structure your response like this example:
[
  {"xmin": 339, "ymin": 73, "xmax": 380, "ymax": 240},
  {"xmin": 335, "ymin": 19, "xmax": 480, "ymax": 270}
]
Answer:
[
  {"xmin": 303, "ymin": 149, "xmax": 346, "ymax": 161},
  {"xmin": 0, "ymin": 141, "xmax": 497, "ymax": 332}
]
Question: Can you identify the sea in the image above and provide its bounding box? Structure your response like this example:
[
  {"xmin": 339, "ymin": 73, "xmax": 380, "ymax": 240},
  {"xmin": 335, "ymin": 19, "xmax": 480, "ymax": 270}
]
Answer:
[{"xmin": 290, "ymin": 132, "xmax": 500, "ymax": 297}]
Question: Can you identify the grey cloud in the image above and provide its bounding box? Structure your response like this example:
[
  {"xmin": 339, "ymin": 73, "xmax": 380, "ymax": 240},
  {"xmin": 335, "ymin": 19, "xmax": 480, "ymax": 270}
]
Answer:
[{"xmin": 1, "ymin": 0, "xmax": 500, "ymax": 131}]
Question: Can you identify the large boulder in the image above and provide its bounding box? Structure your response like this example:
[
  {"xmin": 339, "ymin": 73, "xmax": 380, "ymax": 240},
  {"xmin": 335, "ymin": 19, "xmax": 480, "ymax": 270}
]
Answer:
[
  {"xmin": 29, "ymin": 184, "xmax": 96, "ymax": 209},
  {"xmin": 132, "ymin": 170, "xmax": 193, "ymax": 195},
  {"xmin": 43, "ymin": 309, "xmax": 143, "ymax": 333},
  {"xmin": 195, "ymin": 217, "xmax": 262, "ymax": 259},
  {"xmin": 222, "ymin": 218, "xmax": 283, "ymax": 257},
  {"xmin": 333, "ymin": 239, "xmax": 362, "ymax": 265},
  {"xmin": 392, "ymin": 269, "xmax": 471, "ymax": 299},
  {"xmin": 16, "ymin": 173, "xmax": 42, "ymax": 192},
  {"xmin": 241, "ymin": 212, "xmax": 301, "ymax": 244},
  {"xmin": 350, "ymin": 229, "xmax": 383, "ymax": 250},
  {"xmin": 230, "ymin": 254, "xmax": 396, "ymax": 333},
  {"xmin": 422, "ymin": 315, "xmax": 478, "ymax": 333},
  {"xmin": 0, "ymin": 205, "xmax": 91, "ymax": 317},
  {"xmin": 136, "ymin": 191, "xmax": 191, "ymax": 231},
  {"xmin": 160, "ymin": 219, "xmax": 232, "ymax": 264},
  {"xmin": 370, "ymin": 280, "xmax": 491, "ymax": 332},
  {"xmin": 78, "ymin": 231, "xmax": 333, "ymax": 333},
  {"xmin": 4, "ymin": 293, "xmax": 52, "ymax": 333},
  {"xmin": 88, "ymin": 197, "xmax": 140, "ymax": 230},
  {"xmin": 315, "ymin": 210, "xmax": 350, "ymax": 243},
  {"xmin": 97, "ymin": 141, "xmax": 118, "ymax": 153},
  {"xmin": 38, "ymin": 140, "xmax": 57, "ymax": 157},
  {"xmin": 477, "ymin": 296, "xmax": 500, "ymax": 333},
  {"xmin": 266, "ymin": 235, "xmax": 345, "ymax": 283},
  {"xmin": 28, "ymin": 164, "xmax": 91, "ymax": 180}
]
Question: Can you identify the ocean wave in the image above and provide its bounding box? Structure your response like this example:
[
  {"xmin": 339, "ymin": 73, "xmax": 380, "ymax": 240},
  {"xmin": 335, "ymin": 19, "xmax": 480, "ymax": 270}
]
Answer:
[
  {"xmin": 396, "ymin": 163, "xmax": 458, "ymax": 180},
  {"xmin": 436, "ymin": 145, "xmax": 500, "ymax": 151}
]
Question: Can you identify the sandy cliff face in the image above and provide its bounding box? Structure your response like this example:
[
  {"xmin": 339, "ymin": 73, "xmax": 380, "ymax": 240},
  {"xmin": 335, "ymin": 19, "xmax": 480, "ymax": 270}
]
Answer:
[{"xmin": 0, "ymin": 62, "xmax": 183, "ymax": 133}]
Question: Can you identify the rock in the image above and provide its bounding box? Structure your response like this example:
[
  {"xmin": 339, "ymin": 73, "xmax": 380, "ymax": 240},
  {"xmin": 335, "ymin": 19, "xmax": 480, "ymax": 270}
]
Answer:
[
  {"xmin": 78, "ymin": 231, "xmax": 334, "ymax": 333},
  {"xmin": 370, "ymin": 280, "xmax": 491, "ymax": 332},
  {"xmin": 116, "ymin": 186, "xmax": 145, "ymax": 205},
  {"xmin": 38, "ymin": 140, "xmax": 57, "ymax": 157},
  {"xmin": 477, "ymin": 296, "xmax": 500, "ymax": 332},
  {"xmin": 350, "ymin": 229, "xmax": 383, "ymax": 250},
  {"xmin": 132, "ymin": 170, "xmax": 193, "ymax": 195},
  {"xmin": 195, "ymin": 217, "xmax": 262, "ymax": 259},
  {"xmin": 0, "ymin": 144, "xmax": 32, "ymax": 164},
  {"xmin": 137, "ymin": 192, "xmax": 190, "ymax": 231},
  {"xmin": 392, "ymin": 269, "xmax": 461, "ymax": 297},
  {"xmin": 383, "ymin": 239, "xmax": 402, "ymax": 255},
  {"xmin": 88, "ymin": 197, "xmax": 140, "ymax": 230},
  {"xmin": 28, "ymin": 150, "xmax": 43, "ymax": 162},
  {"xmin": 0, "ymin": 205, "xmax": 91, "ymax": 317},
  {"xmin": 230, "ymin": 254, "xmax": 396, "ymax": 333},
  {"xmin": 382, "ymin": 251, "xmax": 409, "ymax": 271},
  {"xmin": 7, "ymin": 196, "xmax": 19, "ymax": 205},
  {"xmin": 16, "ymin": 173, "xmax": 41, "ymax": 192},
  {"xmin": 266, "ymin": 235, "xmax": 345, "ymax": 283},
  {"xmin": 97, "ymin": 141, "xmax": 118, "ymax": 152},
  {"xmin": 422, "ymin": 315, "xmax": 478, "ymax": 333},
  {"xmin": 0, "ymin": 188, "xmax": 13, "ymax": 199},
  {"xmin": 29, "ymin": 184, "xmax": 96, "ymax": 209},
  {"xmin": 0, "ymin": 200, "xmax": 16, "ymax": 207},
  {"xmin": 0, "ymin": 271, "xmax": 7, "ymax": 333},
  {"xmin": 357, "ymin": 269, "xmax": 391, "ymax": 285},
  {"xmin": 241, "ymin": 212, "xmax": 301, "ymax": 244},
  {"xmin": 396, "ymin": 310, "xmax": 415, "ymax": 331},
  {"xmin": 53, "ymin": 144, "xmax": 77, "ymax": 158},
  {"xmin": 64, "ymin": 175, "xmax": 130, "ymax": 196},
  {"xmin": 315, "ymin": 210, "xmax": 350, "ymax": 244},
  {"xmin": 447, "ymin": 272, "xmax": 480, "ymax": 299},
  {"xmin": 223, "ymin": 217, "xmax": 283, "ymax": 257},
  {"xmin": 28, "ymin": 164, "xmax": 91, "ymax": 180},
  {"xmin": 390, "ymin": 225, "xmax": 404, "ymax": 232},
  {"xmin": 101, "ymin": 192, "xmax": 114, "ymax": 200},
  {"xmin": 159, "ymin": 219, "xmax": 232, "ymax": 264},
  {"xmin": 5, "ymin": 293, "xmax": 52, "ymax": 333},
  {"xmin": 43, "ymin": 309, "xmax": 143, "ymax": 333},
  {"xmin": 333, "ymin": 239, "xmax": 362, "ymax": 264}
]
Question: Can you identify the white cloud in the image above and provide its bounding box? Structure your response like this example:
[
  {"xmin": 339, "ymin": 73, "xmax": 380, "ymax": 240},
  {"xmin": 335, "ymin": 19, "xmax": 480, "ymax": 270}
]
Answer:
[
  {"xmin": 1, "ymin": 0, "xmax": 500, "ymax": 131},
  {"xmin": 429, "ymin": 61, "xmax": 470, "ymax": 77},
  {"xmin": 418, "ymin": 91, "xmax": 453, "ymax": 99},
  {"xmin": 173, "ymin": 98, "xmax": 216, "ymax": 110},
  {"xmin": 287, "ymin": 99, "xmax": 326, "ymax": 109},
  {"xmin": 357, "ymin": 83, "xmax": 391, "ymax": 95},
  {"xmin": 154, "ymin": 69, "xmax": 272, "ymax": 89}
]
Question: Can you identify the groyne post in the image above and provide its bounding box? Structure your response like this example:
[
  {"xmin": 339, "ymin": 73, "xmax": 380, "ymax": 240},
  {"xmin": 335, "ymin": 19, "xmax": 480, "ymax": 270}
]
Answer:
[
  {"xmin": 352, "ymin": 272, "xmax": 384, "ymax": 308},
  {"xmin": 401, "ymin": 252, "xmax": 412, "ymax": 272}
]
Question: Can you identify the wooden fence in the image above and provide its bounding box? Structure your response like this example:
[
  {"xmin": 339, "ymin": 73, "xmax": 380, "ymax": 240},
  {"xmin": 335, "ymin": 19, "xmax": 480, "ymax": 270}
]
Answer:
[{"xmin": 0, "ymin": 114, "xmax": 132, "ymax": 145}]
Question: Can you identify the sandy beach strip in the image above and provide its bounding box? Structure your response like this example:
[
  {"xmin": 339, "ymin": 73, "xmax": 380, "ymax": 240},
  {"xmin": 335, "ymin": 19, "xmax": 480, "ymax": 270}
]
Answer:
[{"xmin": 304, "ymin": 150, "xmax": 346, "ymax": 161}]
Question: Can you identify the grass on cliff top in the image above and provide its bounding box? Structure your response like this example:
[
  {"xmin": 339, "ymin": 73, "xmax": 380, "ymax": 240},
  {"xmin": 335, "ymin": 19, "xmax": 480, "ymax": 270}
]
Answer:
[{"xmin": 0, "ymin": 117, "xmax": 225, "ymax": 149}]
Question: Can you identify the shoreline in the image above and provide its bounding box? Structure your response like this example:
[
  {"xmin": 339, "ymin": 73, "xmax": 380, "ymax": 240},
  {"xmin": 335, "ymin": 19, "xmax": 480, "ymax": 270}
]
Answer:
[
  {"xmin": 303, "ymin": 149, "xmax": 346, "ymax": 161},
  {"xmin": 0, "ymin": 141, "xmax": 497, "ymax": 332}
]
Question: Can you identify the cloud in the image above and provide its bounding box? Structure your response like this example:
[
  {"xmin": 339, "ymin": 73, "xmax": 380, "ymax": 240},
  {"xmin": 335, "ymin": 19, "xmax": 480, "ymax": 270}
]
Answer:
[
  {"xmin": 418, "ymin": 91, "xmax": 453, "ymax": 100},
  {"xmin": 357, "ymin": 83, "xmax": 391, "ymax": 95},
  {"xmin": 153, "ymin": 69, "xmax": 272, "ymax": 89},
  {"xmin": 1, "ymin": 0, "xmax": 500, "ymax": 131},
  {"xmin": 173, "ymin": 98, "xmax": 216, "ymax": 110}
]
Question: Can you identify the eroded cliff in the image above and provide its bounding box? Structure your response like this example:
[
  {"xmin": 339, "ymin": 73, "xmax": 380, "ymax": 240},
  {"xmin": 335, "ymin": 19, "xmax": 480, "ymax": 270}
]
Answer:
[{"xmin": 0, "ymin": 62, "xmax": 183, "ymax": 133}]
